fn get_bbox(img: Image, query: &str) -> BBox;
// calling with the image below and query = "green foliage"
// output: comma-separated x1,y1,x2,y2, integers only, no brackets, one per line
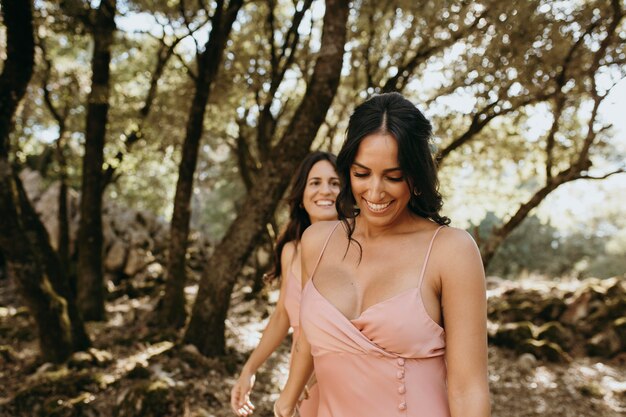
6,0,624,277
475,212,623,279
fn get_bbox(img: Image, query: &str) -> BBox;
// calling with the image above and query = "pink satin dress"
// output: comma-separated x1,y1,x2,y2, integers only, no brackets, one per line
284,266,319,417
300,223,450,417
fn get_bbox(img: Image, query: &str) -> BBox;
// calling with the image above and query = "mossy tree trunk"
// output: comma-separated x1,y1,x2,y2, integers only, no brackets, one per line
0,0,78,363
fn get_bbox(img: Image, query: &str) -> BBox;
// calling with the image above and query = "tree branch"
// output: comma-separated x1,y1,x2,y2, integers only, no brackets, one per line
382,4,485,93
579,169,625,180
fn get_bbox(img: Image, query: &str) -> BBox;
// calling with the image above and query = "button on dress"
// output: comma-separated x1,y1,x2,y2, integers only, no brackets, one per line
300,224,450,417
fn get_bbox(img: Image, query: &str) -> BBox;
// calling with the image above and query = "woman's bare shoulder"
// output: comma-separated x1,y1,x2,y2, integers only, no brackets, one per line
434,226,484,281
280,240,297,270
436,226,479,252
301,221,340,259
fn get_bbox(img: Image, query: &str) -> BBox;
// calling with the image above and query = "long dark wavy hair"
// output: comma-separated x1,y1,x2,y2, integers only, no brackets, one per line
336,92,450,246
265,151,338,283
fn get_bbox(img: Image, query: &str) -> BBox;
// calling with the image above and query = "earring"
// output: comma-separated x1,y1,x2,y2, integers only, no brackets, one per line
413,188,422,196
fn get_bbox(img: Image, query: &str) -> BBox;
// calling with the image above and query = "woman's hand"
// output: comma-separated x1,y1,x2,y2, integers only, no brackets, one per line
230,372,256,416
273,395,297,417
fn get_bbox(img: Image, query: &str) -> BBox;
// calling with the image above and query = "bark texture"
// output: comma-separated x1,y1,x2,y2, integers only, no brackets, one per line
184,0,350,356
0,0,78,362
159,0,244,328
0,170,74,362
76,0,117,321
0,0,34,154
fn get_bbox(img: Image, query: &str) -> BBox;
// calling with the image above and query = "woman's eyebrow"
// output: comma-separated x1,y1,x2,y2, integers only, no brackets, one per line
308,176,340,181
352,161,402,173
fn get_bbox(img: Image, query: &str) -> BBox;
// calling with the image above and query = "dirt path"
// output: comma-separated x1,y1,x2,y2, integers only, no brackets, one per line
1,279,625,416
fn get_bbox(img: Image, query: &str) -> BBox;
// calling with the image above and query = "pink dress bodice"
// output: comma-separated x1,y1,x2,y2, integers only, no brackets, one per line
300,222,450,417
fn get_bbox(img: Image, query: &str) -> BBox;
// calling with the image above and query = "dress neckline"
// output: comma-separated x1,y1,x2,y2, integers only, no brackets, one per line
306,278,420,322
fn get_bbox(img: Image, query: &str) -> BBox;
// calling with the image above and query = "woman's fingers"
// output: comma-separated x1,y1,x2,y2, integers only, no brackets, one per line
231,385,255,415
230,385,242,414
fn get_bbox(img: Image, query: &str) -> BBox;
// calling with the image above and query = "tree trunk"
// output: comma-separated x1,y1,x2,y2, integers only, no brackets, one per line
0,0,34,153
0,0,77,363
76,0,116,321
0,170,74,363
14,173,91,350
57,136,71,282
184,0,350,356
159,0,244,328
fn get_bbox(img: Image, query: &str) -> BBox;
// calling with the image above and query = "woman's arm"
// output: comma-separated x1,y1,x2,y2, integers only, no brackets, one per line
274,223,332,416
230,242,296,416
440,229,491,417
273,327,315,417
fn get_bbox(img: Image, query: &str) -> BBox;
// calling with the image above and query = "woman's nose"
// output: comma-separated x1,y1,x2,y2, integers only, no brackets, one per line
368,177,385,201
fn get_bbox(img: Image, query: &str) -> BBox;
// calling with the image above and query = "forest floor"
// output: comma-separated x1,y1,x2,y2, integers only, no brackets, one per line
1,276,625,417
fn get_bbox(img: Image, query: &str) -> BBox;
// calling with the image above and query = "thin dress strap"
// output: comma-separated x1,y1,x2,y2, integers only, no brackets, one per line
309,221,341,280
418,225,445,288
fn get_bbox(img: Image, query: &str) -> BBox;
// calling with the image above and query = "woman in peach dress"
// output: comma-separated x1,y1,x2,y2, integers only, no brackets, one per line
275,93,491,417
231,151,340,417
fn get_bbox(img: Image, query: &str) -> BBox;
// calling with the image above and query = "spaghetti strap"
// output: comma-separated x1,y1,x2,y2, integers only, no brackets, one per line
309,221,341,279
418,225,445,288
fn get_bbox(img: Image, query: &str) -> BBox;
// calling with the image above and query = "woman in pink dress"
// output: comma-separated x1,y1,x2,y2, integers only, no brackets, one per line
275,93,491,417
231,151,340,417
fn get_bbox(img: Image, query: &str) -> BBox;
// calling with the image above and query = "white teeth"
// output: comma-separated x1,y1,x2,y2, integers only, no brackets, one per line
316,200,334,207
365,200,392,212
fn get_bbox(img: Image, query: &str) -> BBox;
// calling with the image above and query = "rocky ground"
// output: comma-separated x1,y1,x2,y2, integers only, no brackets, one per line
1,273,625,417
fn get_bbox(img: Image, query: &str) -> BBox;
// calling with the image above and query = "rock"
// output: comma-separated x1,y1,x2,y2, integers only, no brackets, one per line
116,379,185,417
67,351,94,369
105,240,128,272
579,382,605,398
604,277,626,299
127,364,152,379
536,321,575,350
102,217,117,248
144,262,164,280
19,168,44,204
124,248,153,276
0,345,18,363
519,339,571,363
561,285,605,327
614,317,626,348
110,209,136,237
129,228,152,251
181,344,201,357
516,352,537,374
489,288,548,323
537,296,567,322
10,367,100,413
490,321,535,348
87,348,113,366
586,328,622,357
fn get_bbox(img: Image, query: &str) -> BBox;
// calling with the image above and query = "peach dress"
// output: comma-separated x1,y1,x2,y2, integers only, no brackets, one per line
284,267,319,417
300,223,450,417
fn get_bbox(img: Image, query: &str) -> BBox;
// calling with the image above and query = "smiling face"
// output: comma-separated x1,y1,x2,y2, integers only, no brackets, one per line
302,160,341,224
350,133,411,226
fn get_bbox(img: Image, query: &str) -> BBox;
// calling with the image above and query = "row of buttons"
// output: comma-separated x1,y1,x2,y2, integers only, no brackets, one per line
396,357,406,411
